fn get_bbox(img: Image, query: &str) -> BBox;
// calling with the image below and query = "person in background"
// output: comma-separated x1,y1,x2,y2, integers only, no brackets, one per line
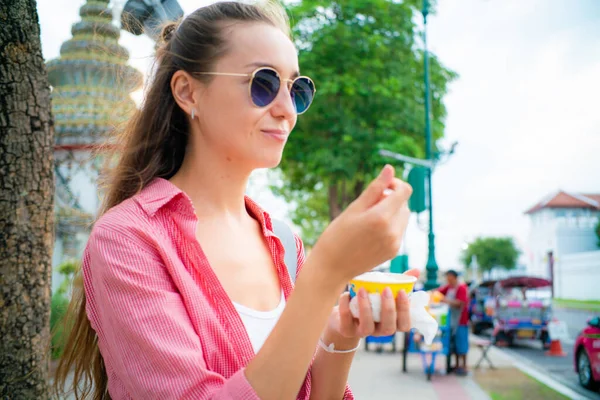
438,269,470,376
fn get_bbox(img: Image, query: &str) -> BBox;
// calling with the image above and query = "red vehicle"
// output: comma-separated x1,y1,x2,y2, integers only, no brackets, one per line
574,316,600,390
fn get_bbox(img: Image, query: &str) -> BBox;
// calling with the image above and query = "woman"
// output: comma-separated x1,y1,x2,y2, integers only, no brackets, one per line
55,2,415,399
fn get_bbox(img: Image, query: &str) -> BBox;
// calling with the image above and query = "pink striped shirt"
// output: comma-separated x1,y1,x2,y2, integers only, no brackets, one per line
83,178,353,399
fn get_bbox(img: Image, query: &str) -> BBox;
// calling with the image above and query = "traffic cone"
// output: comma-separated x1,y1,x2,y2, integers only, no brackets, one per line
545,338,566,357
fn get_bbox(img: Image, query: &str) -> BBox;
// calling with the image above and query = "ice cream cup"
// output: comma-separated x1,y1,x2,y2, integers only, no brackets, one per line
349,271,417,299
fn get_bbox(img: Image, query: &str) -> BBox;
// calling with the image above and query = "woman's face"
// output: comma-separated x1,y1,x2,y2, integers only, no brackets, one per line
194,22,300,170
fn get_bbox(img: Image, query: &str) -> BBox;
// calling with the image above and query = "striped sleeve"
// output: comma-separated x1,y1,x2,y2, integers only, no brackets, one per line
83,222,260,400
294,233,306,275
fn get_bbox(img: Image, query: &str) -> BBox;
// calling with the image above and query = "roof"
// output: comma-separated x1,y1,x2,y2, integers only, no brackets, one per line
525,190,600,214
498,276,551,289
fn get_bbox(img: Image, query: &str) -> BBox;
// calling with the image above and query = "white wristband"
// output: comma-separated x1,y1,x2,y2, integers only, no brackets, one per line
318,337,361,354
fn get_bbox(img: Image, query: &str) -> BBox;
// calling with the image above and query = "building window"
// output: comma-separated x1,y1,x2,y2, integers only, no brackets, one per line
554,209,566,217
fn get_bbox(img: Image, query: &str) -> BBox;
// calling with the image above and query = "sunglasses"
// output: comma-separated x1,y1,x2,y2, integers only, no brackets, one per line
195,67,316,115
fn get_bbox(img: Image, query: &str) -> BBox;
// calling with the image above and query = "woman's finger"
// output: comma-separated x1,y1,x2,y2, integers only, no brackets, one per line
389,200,410,233
356,288,375,337
372,179,412,218
375,287,396,336
403,268,420,279
396,290,411,332
338,292,356,337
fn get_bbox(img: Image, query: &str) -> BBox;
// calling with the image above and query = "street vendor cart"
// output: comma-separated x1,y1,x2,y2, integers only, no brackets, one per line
364,333,397,353
402,297,451,380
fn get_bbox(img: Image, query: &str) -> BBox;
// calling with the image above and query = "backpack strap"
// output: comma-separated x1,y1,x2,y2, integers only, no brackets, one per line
271,219,298,284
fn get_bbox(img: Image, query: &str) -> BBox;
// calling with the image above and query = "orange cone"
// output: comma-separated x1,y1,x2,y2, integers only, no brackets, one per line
545,339,566,357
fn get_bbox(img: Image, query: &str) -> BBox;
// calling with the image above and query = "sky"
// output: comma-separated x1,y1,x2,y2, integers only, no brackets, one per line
37,0,600,272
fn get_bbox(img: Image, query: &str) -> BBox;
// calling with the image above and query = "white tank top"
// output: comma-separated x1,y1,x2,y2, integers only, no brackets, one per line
232,290,286,354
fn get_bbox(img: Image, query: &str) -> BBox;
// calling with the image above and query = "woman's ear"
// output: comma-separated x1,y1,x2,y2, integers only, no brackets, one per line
171,71,201,117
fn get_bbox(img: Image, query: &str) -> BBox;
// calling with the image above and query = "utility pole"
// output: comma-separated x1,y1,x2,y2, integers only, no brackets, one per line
422,0,439,290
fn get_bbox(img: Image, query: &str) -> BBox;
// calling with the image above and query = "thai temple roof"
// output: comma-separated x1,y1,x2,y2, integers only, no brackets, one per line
47,0,143,149
48,0,144,259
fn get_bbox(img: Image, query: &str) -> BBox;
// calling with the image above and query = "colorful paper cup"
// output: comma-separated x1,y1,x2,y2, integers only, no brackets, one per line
349,272,417,299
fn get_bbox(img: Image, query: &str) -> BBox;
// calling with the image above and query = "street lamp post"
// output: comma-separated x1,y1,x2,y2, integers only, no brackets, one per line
121,0,184,41
380,0,445,287
422,0,439,290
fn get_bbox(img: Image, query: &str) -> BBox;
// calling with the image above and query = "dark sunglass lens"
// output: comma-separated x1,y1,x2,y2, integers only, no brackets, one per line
251,69,280,107
291,77,315,114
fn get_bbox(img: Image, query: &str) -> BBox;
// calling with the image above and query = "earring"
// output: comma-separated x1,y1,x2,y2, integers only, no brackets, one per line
191,109,196,119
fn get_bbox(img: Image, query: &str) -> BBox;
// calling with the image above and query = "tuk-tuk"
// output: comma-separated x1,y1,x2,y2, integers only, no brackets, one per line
489,276,552,348
468,280,496,335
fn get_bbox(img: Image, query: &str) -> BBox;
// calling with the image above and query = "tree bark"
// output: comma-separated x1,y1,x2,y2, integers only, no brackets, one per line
353,180,364,203
327,178,366,221
0,0,55,398
328,182,342,221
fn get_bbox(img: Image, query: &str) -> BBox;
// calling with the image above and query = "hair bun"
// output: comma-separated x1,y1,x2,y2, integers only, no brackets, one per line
162,23,177,42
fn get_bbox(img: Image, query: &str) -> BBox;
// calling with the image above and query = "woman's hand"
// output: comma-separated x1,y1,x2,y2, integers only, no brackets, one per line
327,269,421,339
307,165,412,286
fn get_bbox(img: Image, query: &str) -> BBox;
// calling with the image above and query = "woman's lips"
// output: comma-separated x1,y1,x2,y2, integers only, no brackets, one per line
262,129,289,142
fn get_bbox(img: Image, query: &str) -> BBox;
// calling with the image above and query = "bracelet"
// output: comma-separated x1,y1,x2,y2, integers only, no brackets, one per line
318,337,362,354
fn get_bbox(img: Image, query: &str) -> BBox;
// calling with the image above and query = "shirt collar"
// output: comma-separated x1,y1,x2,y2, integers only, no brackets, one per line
135,178,275,234
135,178,186,217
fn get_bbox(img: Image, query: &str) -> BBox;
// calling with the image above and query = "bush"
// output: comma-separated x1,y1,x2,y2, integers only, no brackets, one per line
50,292,69,360
50,259,79,359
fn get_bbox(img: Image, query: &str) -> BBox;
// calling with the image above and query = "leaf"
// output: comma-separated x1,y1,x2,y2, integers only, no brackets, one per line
279,0,456,241
461,237,521,272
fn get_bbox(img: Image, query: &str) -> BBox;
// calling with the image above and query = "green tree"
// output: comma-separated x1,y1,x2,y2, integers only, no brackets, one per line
276,0,456,242
596,219,600,247
461,237,521,272
55,260,79,296
270,171,329,247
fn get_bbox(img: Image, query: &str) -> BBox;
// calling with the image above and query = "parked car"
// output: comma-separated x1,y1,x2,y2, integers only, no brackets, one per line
574,316,600,391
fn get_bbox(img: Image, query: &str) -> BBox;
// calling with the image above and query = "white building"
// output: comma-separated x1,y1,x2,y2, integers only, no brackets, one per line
525,191,600,300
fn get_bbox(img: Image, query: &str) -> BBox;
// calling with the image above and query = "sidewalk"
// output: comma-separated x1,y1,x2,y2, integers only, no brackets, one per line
348,334,514,399
53,335,516,399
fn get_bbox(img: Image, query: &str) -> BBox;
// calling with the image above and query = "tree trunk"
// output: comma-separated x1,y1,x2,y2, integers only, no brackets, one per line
328,183,342,221
0,0,55,398
353,180,364,202
328,178,368,221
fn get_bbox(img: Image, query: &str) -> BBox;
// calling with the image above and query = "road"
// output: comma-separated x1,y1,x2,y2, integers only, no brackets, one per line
476,307,600,400
500,338,600,400
553,307,599,344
